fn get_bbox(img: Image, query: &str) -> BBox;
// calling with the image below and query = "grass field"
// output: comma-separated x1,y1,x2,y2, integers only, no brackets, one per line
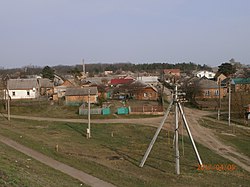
0,142,87,187
199,118,250,158
0,117,249,187
0,99,163,119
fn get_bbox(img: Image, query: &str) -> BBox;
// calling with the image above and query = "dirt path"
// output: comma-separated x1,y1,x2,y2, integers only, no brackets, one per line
0,135,116,187
8,114,164,126
181,108,250,173
6,112,250,173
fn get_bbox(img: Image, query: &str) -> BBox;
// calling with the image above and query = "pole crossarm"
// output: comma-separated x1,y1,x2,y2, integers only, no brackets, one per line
139,100,174,167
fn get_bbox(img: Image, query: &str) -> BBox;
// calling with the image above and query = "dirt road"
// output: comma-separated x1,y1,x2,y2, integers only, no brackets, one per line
180,108,250,173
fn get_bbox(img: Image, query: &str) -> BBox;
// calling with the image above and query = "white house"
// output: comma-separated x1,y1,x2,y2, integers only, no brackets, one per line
195,71,215,79
136,76,159,86
6,79,39,99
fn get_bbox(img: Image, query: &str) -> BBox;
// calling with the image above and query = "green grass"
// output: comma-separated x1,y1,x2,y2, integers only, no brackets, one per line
207,113,249,126
0,117,249,187
0,142,87,187
0,100,162,119
199,118,250,158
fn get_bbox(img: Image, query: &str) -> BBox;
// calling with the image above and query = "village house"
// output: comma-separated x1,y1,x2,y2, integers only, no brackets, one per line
53,79,75,100
104,70,113,75
196,79,227,99
6,79,39,100
231,78,250,92
214,73,227,83
163,69,181,77
65,87,98,106
38,78,54,96
110,77,134,87
136,76,159,86
133,84,159,101
195,70,215,79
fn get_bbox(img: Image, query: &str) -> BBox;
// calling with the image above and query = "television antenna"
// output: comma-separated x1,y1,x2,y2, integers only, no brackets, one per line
139,85,203,174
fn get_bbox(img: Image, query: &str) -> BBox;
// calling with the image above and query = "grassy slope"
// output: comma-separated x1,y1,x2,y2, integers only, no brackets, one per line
0,142,87,187
2,100,162,119
0,118,249,187
199,118,250,158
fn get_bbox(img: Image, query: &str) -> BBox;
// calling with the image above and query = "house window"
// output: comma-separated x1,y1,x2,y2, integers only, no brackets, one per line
143,93,147,97
12,91,15,96
205,90,210,96
214,90,219,96
27,91,30,96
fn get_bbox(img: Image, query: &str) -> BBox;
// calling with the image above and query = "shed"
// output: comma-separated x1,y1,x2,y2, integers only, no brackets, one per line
38,78,54,96
65,87,98,106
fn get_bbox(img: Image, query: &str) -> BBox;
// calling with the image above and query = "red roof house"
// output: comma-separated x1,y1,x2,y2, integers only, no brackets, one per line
163,69,181,77
110,78,134,86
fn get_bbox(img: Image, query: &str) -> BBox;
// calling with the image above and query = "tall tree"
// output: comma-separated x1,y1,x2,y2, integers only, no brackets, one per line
218,63,236,77
41,66,54,80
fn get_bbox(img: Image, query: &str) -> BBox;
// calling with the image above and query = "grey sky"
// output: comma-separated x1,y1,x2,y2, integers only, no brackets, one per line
1,0,249,68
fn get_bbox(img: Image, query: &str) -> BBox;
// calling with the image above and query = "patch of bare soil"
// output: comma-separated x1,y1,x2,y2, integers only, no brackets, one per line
180,108,250,173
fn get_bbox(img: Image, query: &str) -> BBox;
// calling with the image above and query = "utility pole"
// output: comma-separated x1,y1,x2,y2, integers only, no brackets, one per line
228,79,231,126
174,85,180,175
82,58,85,75
217,78,221,120
6,88,10,121
86,89,91,138
139,84,203,174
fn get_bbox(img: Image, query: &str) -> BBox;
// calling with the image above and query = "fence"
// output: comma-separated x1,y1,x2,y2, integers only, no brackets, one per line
79,108,102,115
130,105,163,115
79,105,111,115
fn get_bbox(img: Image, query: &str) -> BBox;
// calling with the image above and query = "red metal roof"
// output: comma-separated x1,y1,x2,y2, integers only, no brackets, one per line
110,78,134,85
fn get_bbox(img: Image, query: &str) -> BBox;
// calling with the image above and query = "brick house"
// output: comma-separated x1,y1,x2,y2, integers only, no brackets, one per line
163,69,181,77
231,78,250,92
133,84,159,101
196,79,226,99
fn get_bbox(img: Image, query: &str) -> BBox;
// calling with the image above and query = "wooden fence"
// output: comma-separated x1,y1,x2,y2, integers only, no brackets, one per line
129,105,163,115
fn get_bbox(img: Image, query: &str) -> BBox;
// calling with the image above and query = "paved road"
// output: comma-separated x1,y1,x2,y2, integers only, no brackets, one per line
0,135,116,187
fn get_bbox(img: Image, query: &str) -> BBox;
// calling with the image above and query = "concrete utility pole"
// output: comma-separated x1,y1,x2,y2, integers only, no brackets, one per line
139,84,202,175
86,89,91,138
6,79,10,121
174,85,180,175
82,58,85,75
217,78,221,120
228,79,231,126
7,92,10,121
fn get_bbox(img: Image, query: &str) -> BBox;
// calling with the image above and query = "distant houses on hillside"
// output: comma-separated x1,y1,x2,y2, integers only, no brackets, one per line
2,62,249,112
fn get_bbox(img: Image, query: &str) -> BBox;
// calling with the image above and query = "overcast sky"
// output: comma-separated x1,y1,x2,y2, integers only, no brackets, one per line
0,0,249,68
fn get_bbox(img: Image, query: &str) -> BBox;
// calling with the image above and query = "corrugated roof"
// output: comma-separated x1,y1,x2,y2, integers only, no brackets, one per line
232,78,250,85
136,76,159,83
198,79,219,89
38,78,54,88
110,78,134,85
65,87,98,96
7,79,38,90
